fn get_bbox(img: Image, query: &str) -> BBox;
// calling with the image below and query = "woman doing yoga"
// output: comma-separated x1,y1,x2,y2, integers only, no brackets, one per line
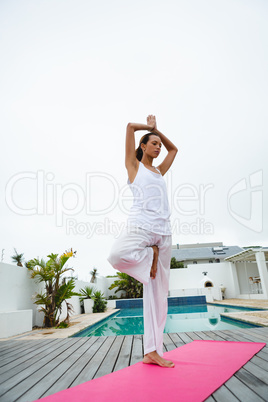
108,115,178,368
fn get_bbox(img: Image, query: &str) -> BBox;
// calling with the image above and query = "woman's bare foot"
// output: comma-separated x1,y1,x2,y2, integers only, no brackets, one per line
143,351,175,368
150,245,159,279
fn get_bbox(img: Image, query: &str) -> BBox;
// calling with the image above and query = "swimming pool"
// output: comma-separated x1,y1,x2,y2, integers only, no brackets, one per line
73,304,260,337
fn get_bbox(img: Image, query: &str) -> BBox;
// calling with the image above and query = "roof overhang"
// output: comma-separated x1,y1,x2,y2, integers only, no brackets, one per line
225,248,268,262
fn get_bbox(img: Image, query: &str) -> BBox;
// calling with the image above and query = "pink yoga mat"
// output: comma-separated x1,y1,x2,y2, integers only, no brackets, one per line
38,340,265,402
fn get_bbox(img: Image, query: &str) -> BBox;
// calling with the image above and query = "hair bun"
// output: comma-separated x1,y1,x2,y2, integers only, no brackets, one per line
135,145,143,161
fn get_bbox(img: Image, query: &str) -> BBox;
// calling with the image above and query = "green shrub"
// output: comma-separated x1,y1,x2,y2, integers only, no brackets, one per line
57,321,69,329
109,272,143,298
92,290,107,313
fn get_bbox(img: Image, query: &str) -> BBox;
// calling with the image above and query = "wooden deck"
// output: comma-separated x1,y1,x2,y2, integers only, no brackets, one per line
0,327,268,402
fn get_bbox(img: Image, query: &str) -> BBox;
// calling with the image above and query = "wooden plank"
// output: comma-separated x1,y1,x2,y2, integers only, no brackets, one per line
41,337,107,398
245,327,268,337
211,330,238,342
0,339,51,361
235,367,268,400
0,339,33,352
18,338,96,402
113,335,133,372
184,332,203,341
255,328,268,336
225,375,264,402
175,332,193,344
243,361,268,385
212,384,240,401
215,330,249,343
0,340,39,357
236,327,268,344
251,354,268,368
130,335,143,366
166,332,185,348
220,329,266,344
237,326,267,336
194,331,214,341
257,351,268,362
70,336,115,387
0,339,60,375
93,336,124,379
163,333,177,351
0,338,78,400
233,327,268,344
202,331,226,341
259,348,268,357
0,339,64,382
251,354,268,369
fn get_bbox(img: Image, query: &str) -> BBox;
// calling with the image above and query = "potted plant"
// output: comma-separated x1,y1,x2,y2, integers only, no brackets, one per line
79,286,96,314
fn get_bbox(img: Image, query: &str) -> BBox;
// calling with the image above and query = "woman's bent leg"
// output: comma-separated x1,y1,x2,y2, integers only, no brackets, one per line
107,227,154,285
143,234,172,357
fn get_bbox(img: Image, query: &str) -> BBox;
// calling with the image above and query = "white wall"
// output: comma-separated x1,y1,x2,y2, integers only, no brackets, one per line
169,262,237,299
105,277,125,298
0,262,43,325
0,263,124,328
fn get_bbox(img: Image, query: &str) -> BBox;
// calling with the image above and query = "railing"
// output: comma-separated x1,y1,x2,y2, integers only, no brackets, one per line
248,277,263,294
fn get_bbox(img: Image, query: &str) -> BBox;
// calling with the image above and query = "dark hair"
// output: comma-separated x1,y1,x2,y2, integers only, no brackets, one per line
135,132,160,161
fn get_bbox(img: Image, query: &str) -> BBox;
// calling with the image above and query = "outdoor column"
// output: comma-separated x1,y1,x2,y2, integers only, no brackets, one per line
229,262,240,297
255,251,268,298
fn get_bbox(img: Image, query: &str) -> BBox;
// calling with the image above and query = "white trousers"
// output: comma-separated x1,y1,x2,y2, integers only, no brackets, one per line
107,226,172,356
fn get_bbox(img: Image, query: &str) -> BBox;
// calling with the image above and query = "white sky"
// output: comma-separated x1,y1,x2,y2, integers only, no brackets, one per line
1,0,268,280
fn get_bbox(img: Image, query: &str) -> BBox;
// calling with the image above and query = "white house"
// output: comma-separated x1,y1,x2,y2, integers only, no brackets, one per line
169,243,268,301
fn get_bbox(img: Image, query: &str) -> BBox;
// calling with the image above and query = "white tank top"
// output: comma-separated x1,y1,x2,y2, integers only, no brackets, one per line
127,162,172,235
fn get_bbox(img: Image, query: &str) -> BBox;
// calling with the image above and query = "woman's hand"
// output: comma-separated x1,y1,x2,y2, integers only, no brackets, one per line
147,115,157,132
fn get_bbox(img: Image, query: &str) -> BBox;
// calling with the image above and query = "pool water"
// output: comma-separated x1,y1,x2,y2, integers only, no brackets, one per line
73,304,260,337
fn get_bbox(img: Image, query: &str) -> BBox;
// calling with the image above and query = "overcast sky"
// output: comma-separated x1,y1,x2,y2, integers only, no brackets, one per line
1,0,267,280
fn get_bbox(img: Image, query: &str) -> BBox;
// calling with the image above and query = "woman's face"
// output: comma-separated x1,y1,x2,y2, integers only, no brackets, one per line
143,135,162,158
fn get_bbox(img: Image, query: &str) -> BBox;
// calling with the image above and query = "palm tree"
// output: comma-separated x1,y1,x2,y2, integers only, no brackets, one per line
90,268,98,283
27,249,79,327
11,248,24,266
109,272,143,299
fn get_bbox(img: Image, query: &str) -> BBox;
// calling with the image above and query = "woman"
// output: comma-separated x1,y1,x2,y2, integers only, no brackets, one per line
108,115,178,368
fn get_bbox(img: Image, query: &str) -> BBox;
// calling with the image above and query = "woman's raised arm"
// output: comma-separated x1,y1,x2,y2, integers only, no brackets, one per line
125,121,155,178
147,116,178,176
